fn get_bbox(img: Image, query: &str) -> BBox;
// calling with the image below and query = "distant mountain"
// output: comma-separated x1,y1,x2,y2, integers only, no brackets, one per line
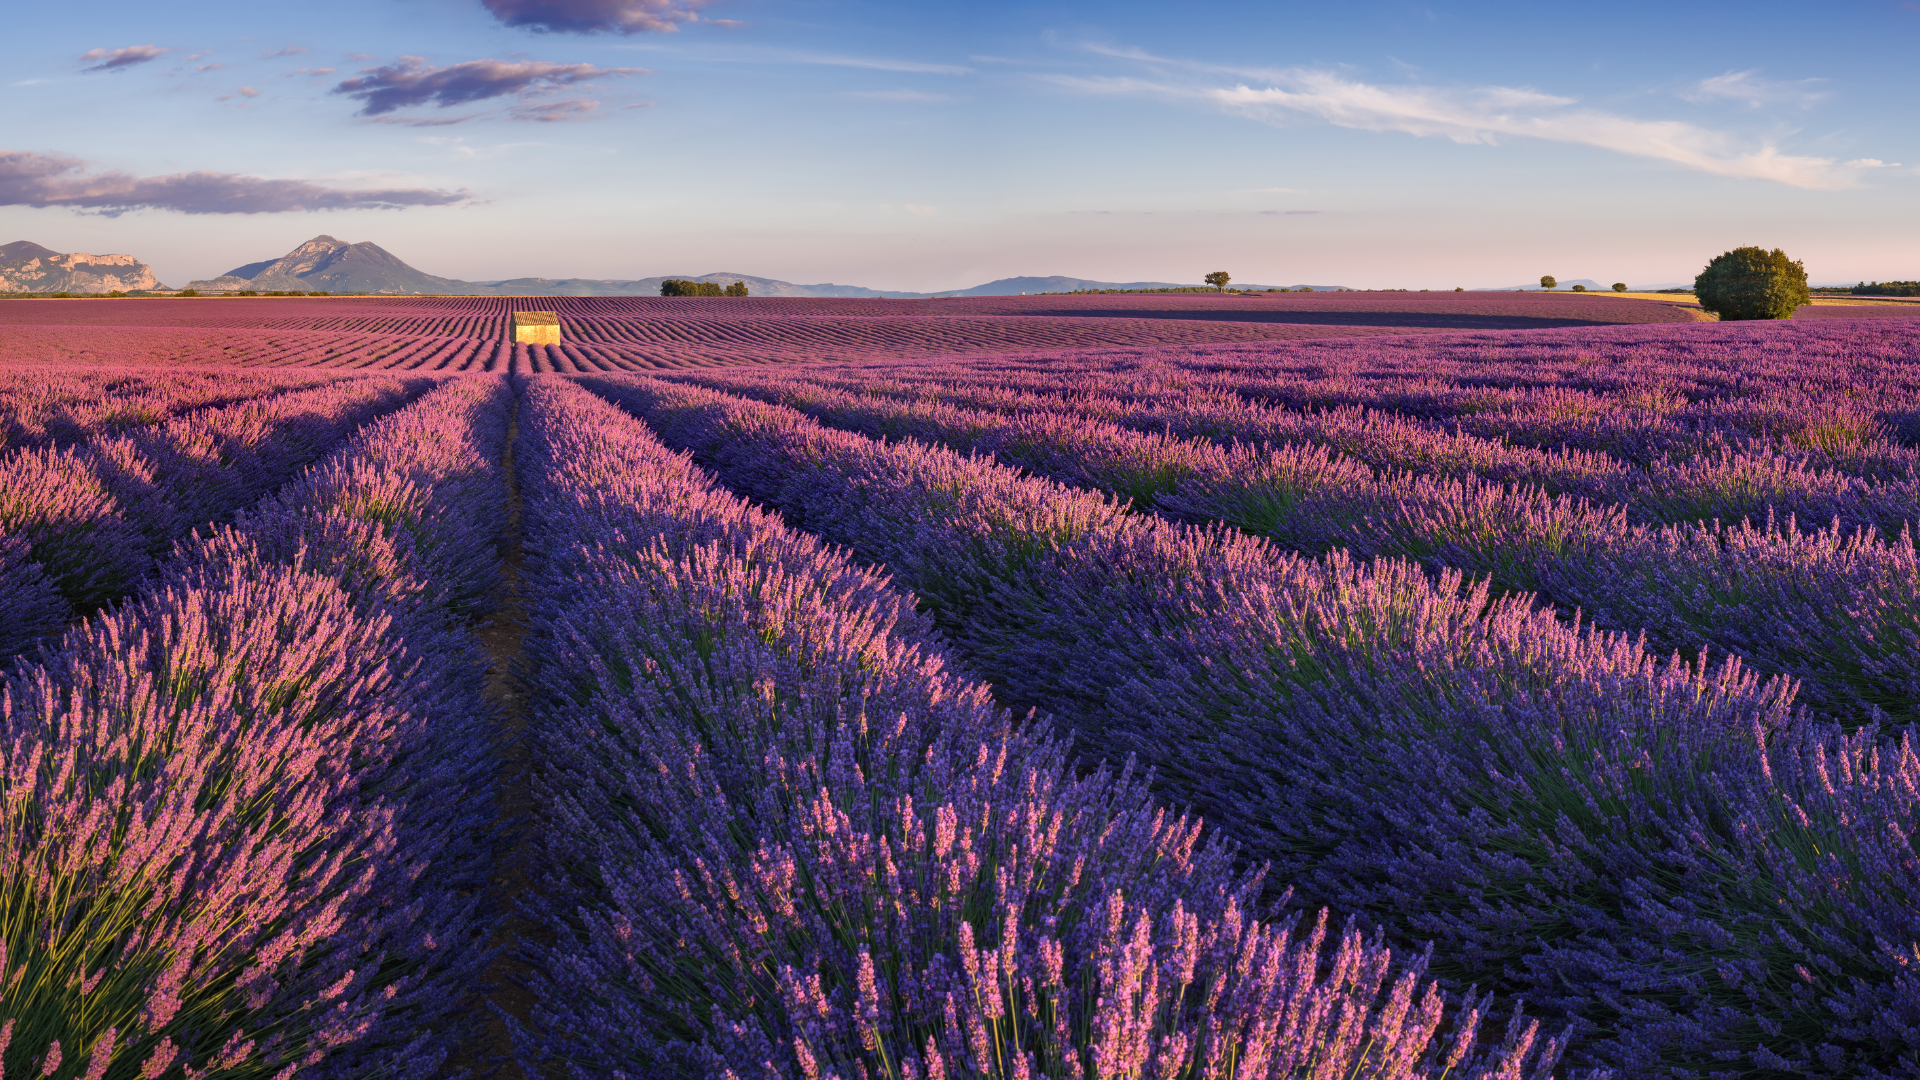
472,273,925,299
929,275,1327,296
187,236,493,295
1,240,164,293
181,236,1353,298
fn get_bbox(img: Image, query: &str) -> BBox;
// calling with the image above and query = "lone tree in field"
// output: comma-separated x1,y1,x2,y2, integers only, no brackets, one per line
1539,275,1557,291
1613,282,1627,292
1693,247,1810,321
1205,271,1231,292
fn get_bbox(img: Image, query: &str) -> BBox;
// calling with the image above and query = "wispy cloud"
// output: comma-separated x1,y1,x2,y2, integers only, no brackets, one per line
1682,70,1827,108
262,46,309,59
286,67,336,77
1052,48,1883,190
509,97,600,121
796,53,971,75
483,0,710,34
840,89,958,102
420,137,544,159
80,45,169,72
0,149,469,215
333,57,643,116
365,114,485,127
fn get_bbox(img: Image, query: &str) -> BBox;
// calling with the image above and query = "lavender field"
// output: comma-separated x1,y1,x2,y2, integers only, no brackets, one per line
1,295,1918,1079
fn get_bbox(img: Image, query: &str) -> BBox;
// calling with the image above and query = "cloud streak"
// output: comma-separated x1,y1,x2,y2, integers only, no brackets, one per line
483,0,710,34
839,89,959,102
1683,70,1827,108
80,45,168,72
796,53,972,75
333,57,641,115
509,97,600,121
1052,52,1880,190
0,150,469,215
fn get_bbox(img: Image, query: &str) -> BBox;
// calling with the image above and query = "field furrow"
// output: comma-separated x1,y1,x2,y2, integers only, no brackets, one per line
0,375,433,660
508,374,1570,1078
575,371,1920,1078
668,370,1920,726
1,375,510,1074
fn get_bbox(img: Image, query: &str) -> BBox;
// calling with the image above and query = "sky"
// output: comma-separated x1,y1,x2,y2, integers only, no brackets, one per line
2,0,1915,291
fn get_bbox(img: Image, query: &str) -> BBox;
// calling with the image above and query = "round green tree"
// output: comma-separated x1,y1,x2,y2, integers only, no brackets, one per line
1204,271,1231,292
1539,275,1557,290
1612,282,1627,292
1693,247,1809,321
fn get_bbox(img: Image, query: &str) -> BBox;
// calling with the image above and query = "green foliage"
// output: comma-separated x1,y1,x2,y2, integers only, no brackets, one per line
177,289,199,297
1455,287,1464,292
237,290,259,297
1539,275,1557,290
1203,270,1231,292
1693,246,1810,321
1850,280,1920,297
660,279,751,297
1571,284,1586,292
1613,282,1627,292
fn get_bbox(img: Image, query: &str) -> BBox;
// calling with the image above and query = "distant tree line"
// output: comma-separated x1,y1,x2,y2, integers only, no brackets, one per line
1848,281,1920,297
660,279,750,297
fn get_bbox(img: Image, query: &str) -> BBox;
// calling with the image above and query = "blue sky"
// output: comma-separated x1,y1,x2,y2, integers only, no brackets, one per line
3,0,1914,290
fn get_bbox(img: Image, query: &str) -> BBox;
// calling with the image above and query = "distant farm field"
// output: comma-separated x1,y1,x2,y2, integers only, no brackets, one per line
4,291,1920,1079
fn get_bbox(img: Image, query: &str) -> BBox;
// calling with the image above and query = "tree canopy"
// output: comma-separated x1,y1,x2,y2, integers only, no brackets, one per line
1694,247,1809,321
661,279,750,297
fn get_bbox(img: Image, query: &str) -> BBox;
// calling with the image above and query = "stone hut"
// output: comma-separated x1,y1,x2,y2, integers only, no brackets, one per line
512,311,561,345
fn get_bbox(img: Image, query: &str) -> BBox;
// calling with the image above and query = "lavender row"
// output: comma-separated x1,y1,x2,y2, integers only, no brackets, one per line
579,373,1920,1079
730,365,1920,525
858,319,1920,458
666,373,1920,727
509,376,1569,1079
0,367,336,452
0,374,511,1078
0,373,430,661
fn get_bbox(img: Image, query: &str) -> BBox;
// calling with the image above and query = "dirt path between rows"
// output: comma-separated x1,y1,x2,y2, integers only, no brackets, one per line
452,390,537,1078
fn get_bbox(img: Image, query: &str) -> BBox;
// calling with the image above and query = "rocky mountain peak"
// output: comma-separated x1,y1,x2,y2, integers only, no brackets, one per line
0,241,163,293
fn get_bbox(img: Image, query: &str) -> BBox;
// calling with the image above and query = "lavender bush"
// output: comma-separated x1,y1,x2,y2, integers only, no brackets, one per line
575,373,1920,1078
0,374,431,666
0,374,510,1078
511,376,1573,1079
663,373,1920,728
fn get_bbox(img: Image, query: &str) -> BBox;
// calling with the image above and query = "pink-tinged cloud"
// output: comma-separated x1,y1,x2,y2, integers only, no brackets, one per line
482,0,710,34
0,150,469,216
509,97,599,121
80,45,169,72
332,57,642,115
